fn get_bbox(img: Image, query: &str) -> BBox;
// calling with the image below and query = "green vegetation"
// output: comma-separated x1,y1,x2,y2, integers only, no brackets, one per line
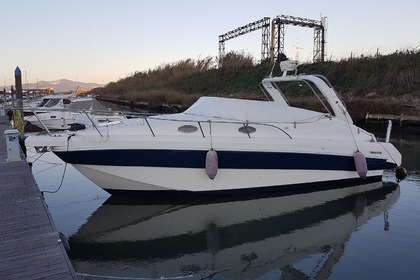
92,49,420,119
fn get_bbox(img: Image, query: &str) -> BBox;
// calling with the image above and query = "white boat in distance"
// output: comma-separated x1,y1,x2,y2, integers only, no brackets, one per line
24,94,125,130
25,61,403,194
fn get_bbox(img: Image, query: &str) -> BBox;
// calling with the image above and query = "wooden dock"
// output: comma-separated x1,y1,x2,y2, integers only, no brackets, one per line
0,115,77,279
365,112,420,125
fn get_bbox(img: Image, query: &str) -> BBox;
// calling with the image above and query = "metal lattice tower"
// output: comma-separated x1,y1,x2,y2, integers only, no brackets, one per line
219,17,271,64
314,17,327,62
313,27,323,62
219,15,326,65
271,15,326,63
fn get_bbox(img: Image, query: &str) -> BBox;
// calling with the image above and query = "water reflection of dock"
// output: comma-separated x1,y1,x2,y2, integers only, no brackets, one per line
0,115,76,279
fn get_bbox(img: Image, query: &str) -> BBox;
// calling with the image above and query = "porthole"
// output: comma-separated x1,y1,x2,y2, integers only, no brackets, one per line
238,125,256,134
178,125,198,133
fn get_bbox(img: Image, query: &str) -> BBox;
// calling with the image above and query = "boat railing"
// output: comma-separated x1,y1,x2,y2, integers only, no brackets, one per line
23,106,130,115
24,105,160,119
138,116,293,139
20,106,150,136
356,127,377,142
22,106,296,140
25,107,54,136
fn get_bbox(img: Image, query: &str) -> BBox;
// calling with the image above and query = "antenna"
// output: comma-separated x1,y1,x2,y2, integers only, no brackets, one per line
75,66,80,82
292,38,304,61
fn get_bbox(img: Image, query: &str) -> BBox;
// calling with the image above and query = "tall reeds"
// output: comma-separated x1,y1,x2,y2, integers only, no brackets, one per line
92,49,420,117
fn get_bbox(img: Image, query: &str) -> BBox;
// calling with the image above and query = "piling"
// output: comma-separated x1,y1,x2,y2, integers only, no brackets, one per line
13,67,24,135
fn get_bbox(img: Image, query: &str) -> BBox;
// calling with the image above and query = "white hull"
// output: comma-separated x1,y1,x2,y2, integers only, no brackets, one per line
26,121,401,193
26,112,76,130
26,115,401,193
74,164,384,192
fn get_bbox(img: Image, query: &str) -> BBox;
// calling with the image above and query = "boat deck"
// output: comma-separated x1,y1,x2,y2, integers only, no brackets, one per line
0,114,77,279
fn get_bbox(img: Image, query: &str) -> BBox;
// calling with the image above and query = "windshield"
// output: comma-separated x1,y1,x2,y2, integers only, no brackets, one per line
272,79,334,115
37,98,50,107
44,98,61,108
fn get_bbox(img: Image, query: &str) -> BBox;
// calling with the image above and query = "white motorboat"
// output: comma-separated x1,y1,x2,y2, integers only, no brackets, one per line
25,93,80,111
69,182,399,278
24,94,125,130
25,61,403,194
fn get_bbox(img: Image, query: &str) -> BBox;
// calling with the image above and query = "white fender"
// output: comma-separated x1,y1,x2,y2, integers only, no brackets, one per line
354,150,367,179
58,232,71,254
206,149,218,180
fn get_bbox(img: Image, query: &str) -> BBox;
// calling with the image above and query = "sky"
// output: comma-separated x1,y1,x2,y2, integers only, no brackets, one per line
1,0,419,86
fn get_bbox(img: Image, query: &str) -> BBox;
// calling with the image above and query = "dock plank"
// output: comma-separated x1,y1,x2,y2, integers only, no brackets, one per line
0,115,77,279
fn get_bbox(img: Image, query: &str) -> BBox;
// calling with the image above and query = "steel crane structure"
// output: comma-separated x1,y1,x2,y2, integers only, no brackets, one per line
218,15,327,64
218,17,271,64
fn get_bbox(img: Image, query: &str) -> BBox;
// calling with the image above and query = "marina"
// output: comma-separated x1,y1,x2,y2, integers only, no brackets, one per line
0,115,77,279
2,98,420,279
2,1,420,279
2,59,418,279
28,124,420,279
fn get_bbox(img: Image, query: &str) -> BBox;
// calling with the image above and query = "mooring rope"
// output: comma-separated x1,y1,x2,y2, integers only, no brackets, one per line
42,134,74,194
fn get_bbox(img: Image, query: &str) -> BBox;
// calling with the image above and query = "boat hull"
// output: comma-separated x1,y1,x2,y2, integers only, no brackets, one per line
26,114,75,130
48,140,398,193
69,160,384,194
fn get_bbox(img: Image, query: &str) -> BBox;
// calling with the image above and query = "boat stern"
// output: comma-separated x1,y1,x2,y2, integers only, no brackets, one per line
380,141,402,167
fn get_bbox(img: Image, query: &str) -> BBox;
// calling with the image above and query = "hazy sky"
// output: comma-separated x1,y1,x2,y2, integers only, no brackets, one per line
1,0,419,86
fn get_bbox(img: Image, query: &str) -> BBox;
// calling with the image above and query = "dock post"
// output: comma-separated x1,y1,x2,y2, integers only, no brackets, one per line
15,67,23,109
0,87,4,116
13,67,25,136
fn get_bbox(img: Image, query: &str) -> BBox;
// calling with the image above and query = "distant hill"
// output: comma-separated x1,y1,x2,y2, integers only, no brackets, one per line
21,79,103,93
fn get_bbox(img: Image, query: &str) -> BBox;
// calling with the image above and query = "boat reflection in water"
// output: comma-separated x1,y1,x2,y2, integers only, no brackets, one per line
70,182,400,279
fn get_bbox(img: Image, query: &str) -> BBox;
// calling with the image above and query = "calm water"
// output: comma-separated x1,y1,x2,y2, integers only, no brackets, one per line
27,124,420,280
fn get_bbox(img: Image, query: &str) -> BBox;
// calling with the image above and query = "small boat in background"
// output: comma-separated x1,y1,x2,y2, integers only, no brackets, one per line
25,93,81,111
25,61,403,194
24,94,126,130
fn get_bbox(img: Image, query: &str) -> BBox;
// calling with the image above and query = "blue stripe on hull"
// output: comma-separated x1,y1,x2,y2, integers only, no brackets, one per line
54,149,397,171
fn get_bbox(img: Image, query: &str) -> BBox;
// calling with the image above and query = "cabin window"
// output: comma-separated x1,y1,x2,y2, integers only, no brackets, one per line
37,99,50,107
63,99,71,105
45,98,60,108
178,125,198,133
238,125,256,134
67,100,92,110
273,80,335,116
